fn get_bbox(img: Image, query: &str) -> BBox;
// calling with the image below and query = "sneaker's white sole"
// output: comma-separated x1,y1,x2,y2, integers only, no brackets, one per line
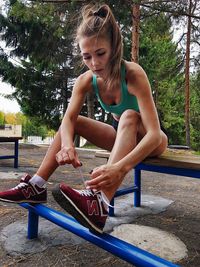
0,197,46,204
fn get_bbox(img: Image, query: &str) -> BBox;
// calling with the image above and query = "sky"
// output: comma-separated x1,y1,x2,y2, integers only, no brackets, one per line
0,81,21,113
0,0,20,113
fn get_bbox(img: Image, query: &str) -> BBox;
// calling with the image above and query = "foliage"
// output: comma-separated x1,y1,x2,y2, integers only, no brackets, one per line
0,0,199,149
0,110,54,138
0,111,5,124
190,71,200,150
138,12,185,145
0,0,79,129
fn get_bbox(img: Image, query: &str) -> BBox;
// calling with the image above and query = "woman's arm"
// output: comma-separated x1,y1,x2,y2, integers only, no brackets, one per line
56,72,91,167
86,63,164,192
116,62,162,173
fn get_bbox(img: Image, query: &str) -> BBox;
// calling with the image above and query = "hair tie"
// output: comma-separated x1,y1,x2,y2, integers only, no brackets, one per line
93,8,107,18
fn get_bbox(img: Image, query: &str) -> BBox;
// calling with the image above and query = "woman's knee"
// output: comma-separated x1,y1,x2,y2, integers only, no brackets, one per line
161,131,168,152
150,131,168,157
119,110,140,129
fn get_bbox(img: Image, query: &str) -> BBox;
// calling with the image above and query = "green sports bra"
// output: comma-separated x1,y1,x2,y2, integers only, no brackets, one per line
92,63,139,117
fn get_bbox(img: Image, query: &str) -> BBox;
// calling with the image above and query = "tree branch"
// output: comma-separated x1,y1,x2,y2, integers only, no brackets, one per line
139,1,200,20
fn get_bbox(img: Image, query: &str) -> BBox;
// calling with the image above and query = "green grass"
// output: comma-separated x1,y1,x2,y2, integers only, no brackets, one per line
81,143,100,149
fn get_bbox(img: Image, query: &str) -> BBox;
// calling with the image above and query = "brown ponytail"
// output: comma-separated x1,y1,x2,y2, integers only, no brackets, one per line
76,4,123,90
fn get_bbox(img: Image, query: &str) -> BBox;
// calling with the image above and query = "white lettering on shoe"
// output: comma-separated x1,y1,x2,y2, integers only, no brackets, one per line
22,186,36,199
87,194,108,217
32,184,46,194
87,200,99,216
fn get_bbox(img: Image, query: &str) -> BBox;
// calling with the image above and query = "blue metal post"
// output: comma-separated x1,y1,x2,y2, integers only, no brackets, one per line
134,168,141,207
14,140,18,168
109,198,115,217
27,209,39,239
137,163,200,179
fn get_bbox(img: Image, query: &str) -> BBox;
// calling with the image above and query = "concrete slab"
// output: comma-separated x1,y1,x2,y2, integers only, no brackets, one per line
0,218,84,256
0,193,174,256
104,193,173,232
111,224,188,262
0,171,24,180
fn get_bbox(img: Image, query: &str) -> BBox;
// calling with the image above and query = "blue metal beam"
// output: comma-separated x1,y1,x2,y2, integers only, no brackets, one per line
0,155,15,159
114,186,137,197
136,163,200,179
20,203,180,267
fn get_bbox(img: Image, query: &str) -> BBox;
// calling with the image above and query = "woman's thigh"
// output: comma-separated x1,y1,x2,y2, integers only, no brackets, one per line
75,116,117,151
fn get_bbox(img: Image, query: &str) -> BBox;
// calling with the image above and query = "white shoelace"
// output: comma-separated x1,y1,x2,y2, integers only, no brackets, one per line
12,182,27,190
76,189,94,197
78,167,115,209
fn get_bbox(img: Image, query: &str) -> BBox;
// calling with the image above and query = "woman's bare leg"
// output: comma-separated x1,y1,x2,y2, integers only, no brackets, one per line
36,130,61,180
36,116,117,180
37,112,167,201
104,110,168,200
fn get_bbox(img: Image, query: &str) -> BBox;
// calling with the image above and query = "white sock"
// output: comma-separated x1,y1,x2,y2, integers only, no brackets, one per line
30,174,46,187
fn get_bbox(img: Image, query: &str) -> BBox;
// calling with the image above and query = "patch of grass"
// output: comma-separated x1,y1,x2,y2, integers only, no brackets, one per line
82,143,99,149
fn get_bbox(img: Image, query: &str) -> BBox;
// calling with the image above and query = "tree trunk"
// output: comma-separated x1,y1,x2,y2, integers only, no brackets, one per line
87,90,94,119
132,3,140,63
62,77,68,115
185,0,192,147
74,134,80,147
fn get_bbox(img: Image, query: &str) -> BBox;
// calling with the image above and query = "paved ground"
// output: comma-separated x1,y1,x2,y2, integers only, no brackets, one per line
0,143,199,267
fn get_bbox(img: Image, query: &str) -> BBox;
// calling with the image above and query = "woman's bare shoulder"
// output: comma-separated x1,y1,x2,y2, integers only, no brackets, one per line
125,61,147,81
74,70,93,92
124,60,150,96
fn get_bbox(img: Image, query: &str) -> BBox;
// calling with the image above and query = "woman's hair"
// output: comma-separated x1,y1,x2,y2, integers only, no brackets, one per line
76,4,123,89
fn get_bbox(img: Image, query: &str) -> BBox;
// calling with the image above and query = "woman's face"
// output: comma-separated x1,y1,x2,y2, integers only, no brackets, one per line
79,36,112,78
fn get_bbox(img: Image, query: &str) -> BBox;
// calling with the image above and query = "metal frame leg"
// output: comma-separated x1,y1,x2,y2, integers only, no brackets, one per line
134,168,141,207
27,209,39,239
14,140,19,168
109,198,115,217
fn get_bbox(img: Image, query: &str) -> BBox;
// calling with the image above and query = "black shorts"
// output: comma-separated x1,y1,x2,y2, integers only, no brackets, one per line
112,119,119,131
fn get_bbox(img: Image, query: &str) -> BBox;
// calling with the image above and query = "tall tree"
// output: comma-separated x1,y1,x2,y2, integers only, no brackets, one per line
132,2,140,63
139,11,184,144
185,0,192,147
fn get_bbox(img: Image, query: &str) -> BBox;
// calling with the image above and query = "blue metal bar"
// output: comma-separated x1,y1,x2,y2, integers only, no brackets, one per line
109,186,138,216
134,168,141,207
20,203,179,267
136,163,200,179
0,138,21,168
115,186,137,197
0,155,15,159
109,198,115,217
14,140,19,168
27,209,39,239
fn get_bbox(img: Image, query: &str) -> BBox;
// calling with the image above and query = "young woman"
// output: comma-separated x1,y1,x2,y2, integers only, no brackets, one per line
0,4,167,234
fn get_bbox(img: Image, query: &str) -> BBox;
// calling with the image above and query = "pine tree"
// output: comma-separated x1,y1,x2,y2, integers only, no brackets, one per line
0,0,80,129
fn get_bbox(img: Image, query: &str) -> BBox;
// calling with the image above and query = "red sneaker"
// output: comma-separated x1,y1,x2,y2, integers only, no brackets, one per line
0,174,47,203
52,183,108,234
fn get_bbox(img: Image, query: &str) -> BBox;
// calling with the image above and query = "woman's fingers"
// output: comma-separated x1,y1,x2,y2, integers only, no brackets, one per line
56,146,81,168
86,170,114,189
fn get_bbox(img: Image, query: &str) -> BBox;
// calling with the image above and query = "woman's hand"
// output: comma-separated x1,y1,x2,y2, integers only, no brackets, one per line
85,164,125,191
56,146,81,168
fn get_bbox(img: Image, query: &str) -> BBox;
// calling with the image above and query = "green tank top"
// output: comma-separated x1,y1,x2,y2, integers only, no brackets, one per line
92,63,139,117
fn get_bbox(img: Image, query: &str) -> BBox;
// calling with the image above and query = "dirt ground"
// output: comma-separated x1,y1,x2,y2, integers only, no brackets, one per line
0,143,199,267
